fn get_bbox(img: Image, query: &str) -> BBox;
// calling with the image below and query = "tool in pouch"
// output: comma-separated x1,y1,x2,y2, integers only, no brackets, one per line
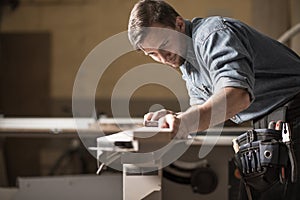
232,121,297,200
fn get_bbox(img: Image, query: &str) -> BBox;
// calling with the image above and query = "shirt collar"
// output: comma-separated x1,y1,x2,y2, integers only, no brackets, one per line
184,19,193,37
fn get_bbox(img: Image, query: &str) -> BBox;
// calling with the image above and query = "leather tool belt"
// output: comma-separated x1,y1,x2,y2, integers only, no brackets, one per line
233,129,287,192
233,127,296,193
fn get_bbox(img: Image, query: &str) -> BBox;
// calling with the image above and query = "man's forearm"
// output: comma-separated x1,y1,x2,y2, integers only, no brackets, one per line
178,87,251,133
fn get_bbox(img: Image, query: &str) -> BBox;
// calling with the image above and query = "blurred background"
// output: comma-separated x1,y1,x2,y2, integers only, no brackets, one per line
0,0,299,118
0,0,299,199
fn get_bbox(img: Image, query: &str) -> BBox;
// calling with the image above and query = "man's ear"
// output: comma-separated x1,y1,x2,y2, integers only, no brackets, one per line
175,16,185,33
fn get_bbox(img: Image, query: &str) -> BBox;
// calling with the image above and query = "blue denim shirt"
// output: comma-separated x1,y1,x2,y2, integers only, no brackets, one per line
180,16,300,124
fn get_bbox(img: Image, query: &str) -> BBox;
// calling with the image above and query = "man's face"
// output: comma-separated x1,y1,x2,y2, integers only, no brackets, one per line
139,17,187,68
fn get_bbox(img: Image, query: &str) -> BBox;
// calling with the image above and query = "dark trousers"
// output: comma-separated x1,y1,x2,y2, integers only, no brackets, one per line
239,94,300,200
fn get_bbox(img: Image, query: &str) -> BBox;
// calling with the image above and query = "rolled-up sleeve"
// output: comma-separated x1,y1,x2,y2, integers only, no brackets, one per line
199,28,255,103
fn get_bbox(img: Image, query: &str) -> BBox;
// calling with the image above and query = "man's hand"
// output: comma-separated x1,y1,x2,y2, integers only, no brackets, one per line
143,109,189,138
143,109,175,122
158,114,190,139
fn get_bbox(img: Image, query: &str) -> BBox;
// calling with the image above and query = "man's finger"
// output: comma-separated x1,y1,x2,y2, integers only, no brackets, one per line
143,112,154,124
158,117,168,128
165,114,175,129
151,109,169,121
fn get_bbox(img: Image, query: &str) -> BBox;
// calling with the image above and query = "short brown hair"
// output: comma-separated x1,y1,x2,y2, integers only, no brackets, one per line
128,0,180,50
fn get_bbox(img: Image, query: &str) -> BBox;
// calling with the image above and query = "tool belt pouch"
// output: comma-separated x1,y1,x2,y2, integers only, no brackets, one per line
233,129,289,192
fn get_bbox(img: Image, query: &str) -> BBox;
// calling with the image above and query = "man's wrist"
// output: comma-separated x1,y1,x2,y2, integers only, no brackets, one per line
176,113,192,135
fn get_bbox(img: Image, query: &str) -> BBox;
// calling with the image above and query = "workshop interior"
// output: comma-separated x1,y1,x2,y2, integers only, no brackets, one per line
0,0,300,200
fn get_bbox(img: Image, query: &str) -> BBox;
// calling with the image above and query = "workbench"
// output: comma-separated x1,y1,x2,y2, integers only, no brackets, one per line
0,117,251,200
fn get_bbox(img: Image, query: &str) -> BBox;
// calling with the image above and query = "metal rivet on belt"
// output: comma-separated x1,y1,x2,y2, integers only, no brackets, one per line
264,150,272,159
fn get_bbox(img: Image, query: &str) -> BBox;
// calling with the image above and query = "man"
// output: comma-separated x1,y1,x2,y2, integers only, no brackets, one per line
128,0,300,199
